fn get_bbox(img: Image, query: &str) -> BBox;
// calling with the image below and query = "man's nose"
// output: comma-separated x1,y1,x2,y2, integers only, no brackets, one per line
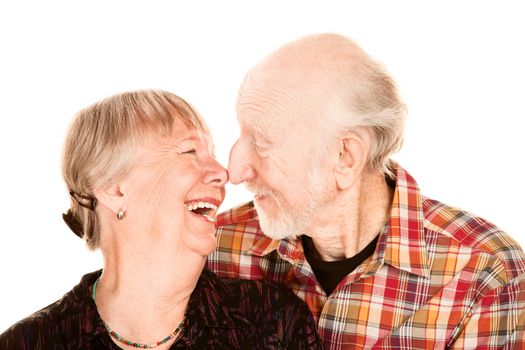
228,140,256,185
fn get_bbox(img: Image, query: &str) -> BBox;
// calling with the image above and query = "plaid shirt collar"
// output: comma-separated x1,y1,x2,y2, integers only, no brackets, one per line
245,162,433,279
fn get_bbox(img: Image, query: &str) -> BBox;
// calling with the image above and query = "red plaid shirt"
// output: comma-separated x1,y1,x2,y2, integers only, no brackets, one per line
207,163,525,349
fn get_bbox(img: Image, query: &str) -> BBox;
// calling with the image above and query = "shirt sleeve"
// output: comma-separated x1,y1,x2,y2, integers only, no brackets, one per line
0,320,43,350
450,274,525,349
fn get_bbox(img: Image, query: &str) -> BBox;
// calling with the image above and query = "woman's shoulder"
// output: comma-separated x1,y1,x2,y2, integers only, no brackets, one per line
0,270,102,349
195,269,323,348
200,267,301,308
0,299,66,348
198,269,314,328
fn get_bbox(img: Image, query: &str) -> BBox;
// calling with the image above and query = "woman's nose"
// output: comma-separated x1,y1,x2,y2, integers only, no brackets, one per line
203,158,228,187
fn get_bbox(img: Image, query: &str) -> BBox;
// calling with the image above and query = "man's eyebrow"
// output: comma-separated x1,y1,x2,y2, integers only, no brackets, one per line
247,120,275,144
253,131,274,145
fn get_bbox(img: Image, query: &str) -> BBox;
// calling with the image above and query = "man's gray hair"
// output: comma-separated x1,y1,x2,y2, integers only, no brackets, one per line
321,34,407,178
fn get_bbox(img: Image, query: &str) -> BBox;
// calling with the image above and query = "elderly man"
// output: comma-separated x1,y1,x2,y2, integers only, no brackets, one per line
207,34,525,349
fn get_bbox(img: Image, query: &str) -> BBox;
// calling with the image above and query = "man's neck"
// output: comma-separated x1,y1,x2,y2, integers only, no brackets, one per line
306,172,394,261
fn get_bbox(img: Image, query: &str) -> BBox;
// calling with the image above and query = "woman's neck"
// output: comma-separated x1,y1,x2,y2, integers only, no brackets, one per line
94,235,204,347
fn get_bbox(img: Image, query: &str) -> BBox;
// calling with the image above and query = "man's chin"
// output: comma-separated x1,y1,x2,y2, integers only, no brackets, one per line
261,226,296,241
255,204,298,241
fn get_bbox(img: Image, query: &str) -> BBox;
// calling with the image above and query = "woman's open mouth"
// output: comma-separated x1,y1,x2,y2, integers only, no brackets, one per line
184,200,219,223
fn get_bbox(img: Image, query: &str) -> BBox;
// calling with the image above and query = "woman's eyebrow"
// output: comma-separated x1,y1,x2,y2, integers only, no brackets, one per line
171,134,200,146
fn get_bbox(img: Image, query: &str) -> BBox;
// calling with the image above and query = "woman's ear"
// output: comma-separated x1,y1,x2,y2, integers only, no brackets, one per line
93,183,126,215
333,130,370,190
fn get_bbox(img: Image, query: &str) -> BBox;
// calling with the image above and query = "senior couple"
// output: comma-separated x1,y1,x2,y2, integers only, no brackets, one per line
2,34,524,349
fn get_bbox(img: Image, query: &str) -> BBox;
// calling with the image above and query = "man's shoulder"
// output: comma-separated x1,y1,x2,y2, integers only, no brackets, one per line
422,197,525,278
215,201,267,246
208,202,280,278
217,201,259,227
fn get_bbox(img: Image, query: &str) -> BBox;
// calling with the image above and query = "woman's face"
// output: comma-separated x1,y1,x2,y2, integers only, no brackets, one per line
123,118,227,257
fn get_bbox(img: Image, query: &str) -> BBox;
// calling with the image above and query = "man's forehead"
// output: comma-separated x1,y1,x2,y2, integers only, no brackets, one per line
239,114,282,140
237,88,303,135
237,67,328,121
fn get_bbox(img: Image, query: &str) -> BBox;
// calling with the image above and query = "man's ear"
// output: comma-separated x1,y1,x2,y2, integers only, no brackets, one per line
93,183,126,215
334,130,369,190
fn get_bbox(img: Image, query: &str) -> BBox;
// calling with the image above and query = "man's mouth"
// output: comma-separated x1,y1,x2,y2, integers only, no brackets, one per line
253,190,273,201
184,200,219,223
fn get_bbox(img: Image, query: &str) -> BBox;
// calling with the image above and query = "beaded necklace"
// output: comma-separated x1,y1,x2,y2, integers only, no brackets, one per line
92,277,184,348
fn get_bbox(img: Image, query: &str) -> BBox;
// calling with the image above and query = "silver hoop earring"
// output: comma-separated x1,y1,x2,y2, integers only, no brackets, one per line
117,210,125,220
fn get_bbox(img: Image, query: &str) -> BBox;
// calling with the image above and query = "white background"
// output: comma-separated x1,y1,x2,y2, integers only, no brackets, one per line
1,1,524,331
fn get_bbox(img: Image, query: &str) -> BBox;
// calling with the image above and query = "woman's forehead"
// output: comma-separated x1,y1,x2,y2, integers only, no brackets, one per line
171,126,211,146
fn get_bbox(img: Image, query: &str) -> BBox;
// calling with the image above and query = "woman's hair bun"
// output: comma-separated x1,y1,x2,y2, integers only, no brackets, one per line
62,209,84,239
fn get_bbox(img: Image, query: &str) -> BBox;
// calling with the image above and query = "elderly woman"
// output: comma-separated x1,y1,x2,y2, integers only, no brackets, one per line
0,90,321,349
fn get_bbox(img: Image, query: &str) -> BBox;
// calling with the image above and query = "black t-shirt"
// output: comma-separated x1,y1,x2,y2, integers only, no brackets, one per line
302,234,379,295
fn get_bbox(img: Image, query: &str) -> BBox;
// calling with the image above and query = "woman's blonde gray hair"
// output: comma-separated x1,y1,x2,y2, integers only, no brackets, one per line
62,90,207,249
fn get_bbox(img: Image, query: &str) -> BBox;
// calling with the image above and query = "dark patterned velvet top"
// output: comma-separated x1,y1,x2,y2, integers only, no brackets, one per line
0,268,322,349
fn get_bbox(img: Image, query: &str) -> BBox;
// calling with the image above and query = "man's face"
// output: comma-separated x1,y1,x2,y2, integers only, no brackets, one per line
228,74,334,240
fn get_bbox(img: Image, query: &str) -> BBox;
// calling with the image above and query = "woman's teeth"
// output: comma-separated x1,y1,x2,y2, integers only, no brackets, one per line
184,201,218,223
185,202,218,211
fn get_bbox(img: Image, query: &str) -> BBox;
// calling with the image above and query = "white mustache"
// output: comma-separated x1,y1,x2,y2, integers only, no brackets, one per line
245,183,273,197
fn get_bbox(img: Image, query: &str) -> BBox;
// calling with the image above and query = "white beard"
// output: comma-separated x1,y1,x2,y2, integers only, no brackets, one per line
248,158,330,241
252,183,327,241
254,198,302,240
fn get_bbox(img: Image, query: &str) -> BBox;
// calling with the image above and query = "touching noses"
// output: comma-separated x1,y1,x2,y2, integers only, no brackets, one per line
228,140,256,184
